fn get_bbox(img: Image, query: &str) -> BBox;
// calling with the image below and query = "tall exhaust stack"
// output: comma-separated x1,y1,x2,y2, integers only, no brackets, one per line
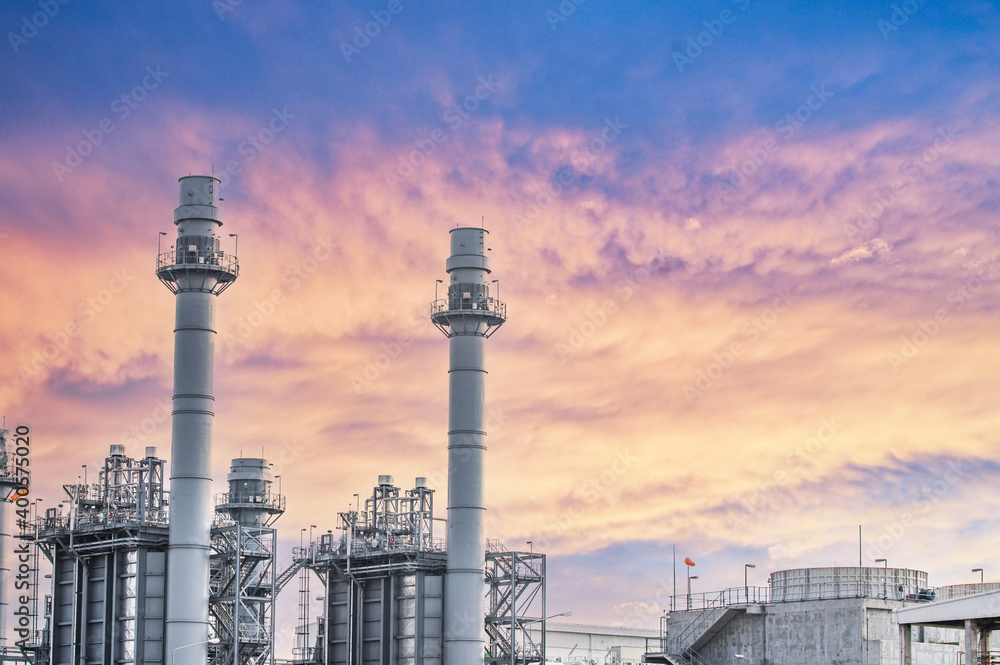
157,175,238,665
431,226,506,665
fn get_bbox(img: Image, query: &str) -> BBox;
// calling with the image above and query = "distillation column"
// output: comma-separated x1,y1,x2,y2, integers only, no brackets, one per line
157,175,239,665
430,227,506,665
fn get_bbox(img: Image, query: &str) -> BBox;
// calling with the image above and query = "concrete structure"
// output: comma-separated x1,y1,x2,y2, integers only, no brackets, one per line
157,175,239,665
645,567,973,665
895,589,1000,665
430,226,506,665
527,623,657,664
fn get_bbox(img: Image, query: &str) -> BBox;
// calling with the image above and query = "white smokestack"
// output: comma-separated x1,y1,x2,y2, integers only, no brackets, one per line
431,226,506,665
157,175,238,665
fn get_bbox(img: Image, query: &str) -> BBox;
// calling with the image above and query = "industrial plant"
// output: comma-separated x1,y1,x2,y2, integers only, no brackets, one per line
1,174,999,665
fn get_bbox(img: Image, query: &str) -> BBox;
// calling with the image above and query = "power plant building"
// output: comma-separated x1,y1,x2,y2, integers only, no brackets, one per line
3,177,538,665
5,174,1000,665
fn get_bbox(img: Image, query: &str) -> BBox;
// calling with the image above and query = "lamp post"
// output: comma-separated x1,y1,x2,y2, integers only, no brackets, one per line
228,233,238,257
744,563,756,603
527,541,532,554
309,524,317,561
492,279,500,302
171,638,220,664
684,557,696,610
875,558,888,599
435,279,443,301
973,568,984,589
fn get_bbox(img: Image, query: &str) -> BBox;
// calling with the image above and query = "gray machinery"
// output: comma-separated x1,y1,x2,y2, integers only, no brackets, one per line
209,458,284,665
30,444,169,665
291,476,446,665
430,226,506,665
156,175,239,665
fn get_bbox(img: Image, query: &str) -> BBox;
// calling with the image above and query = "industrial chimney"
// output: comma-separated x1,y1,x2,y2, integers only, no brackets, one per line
430,227,506,665
156,175,238,665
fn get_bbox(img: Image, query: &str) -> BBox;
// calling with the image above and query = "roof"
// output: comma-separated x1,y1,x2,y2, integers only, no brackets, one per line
893,589,1000,628
532,622,659,638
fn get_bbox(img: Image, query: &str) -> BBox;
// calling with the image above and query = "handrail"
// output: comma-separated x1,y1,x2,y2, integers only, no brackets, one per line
431,296,506,320
156,248,238,275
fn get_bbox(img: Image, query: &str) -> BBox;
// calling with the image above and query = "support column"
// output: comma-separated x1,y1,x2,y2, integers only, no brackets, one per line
965,619,978,665
899,624,911,665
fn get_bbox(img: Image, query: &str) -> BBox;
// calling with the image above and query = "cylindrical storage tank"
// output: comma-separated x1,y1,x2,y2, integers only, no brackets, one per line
935,583,1000,600
769,567,928,602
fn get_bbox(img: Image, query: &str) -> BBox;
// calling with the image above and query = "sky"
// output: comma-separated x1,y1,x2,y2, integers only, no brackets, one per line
2,0,1000,656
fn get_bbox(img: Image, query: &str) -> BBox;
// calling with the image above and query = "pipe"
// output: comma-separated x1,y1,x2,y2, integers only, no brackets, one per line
158,175,238,665
431,227,506,665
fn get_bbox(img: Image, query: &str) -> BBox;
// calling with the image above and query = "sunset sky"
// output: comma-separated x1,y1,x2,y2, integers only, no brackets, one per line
3,0,1000,654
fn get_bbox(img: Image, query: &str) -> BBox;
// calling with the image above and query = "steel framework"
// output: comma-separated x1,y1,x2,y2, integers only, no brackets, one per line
282,476,446,665
27,445,170,665
485,542,546,665
209,459,284,665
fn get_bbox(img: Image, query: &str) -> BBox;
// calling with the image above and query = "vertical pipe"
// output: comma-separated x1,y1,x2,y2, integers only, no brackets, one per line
158,175,238,665
431,227,505,665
